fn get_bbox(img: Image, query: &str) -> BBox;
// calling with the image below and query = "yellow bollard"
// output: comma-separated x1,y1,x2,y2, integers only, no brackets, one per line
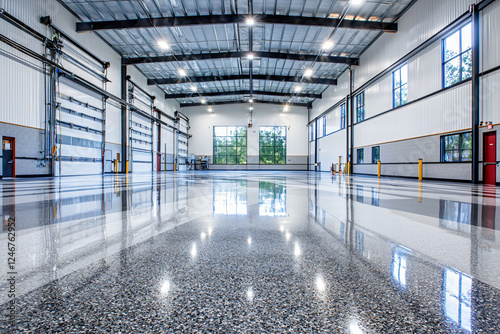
378,160,381,178
418,181,423,203
347,161,350,175
114,160,118,174
126,160,129,174
418,159,423,181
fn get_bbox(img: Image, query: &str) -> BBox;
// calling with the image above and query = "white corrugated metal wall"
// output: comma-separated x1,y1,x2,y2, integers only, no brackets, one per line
310,0,500,181
0,0,180,176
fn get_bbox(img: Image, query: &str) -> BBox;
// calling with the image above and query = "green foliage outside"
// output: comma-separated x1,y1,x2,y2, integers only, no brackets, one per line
443,133,472,162
213,126,247,164
259,126,286,164
443,23,472,87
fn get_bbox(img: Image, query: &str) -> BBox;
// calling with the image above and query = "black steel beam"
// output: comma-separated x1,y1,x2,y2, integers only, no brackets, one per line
148,74,337,86
471,4,480,184
165,90,321,99
123,51,359,65
121,58,128,173
180,99,308,108
76,14,397,33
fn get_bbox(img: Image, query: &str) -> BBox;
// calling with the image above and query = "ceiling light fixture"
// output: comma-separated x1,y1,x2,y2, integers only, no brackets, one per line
283,105,289,112
190,85,197,92
304,68,314,78
178,68,187,77
246,17,255,25
322,40,334,51
208,106,213,112
157,40,169,50
248,98,254,103
200,99,207,104
247,53,255,60
294,85,303,93
249,106,253,111
350,0,365,6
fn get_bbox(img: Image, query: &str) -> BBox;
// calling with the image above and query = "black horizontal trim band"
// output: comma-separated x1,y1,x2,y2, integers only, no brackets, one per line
76,14,397,33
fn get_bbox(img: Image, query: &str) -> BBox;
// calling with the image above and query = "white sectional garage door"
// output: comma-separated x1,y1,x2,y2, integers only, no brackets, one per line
55,76,104,176
130,111,153,172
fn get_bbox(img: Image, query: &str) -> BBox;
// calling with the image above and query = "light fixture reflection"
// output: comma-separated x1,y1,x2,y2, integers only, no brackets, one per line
208,227,213,236
315,274,326,293
348,318,364,334
285,232,291,242
190,243,197,257
280,225,285,233
201,232,207,240
247,236,252,245
246,286,254,301
160,280,170,295
294,242,301,257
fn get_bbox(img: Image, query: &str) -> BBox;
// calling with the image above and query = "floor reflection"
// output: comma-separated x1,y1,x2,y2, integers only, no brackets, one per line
213,180,247,215
258,179,287,217
0,172,498,333
444,268,472,332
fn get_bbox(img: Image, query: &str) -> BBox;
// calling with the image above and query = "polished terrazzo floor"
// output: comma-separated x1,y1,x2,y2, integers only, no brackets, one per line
0,171,499,333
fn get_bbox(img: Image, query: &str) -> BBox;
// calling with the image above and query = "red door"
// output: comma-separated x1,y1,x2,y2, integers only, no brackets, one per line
484,132,496,185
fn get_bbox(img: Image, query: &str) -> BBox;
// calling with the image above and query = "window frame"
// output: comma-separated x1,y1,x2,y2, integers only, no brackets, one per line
372,146,380,164
356,92,365,123
440,132,472,163
259,126,287,165
442,22,472,88
322,115,326,137
340,104,346,130
213,126,248,165
393,64,408,108
357,148,364,164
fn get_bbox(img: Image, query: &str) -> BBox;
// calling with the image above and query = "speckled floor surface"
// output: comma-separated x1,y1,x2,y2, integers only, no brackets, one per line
1,172,499,333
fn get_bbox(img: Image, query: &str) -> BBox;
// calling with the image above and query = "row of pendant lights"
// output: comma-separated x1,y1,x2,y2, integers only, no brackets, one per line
154,0,365,112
